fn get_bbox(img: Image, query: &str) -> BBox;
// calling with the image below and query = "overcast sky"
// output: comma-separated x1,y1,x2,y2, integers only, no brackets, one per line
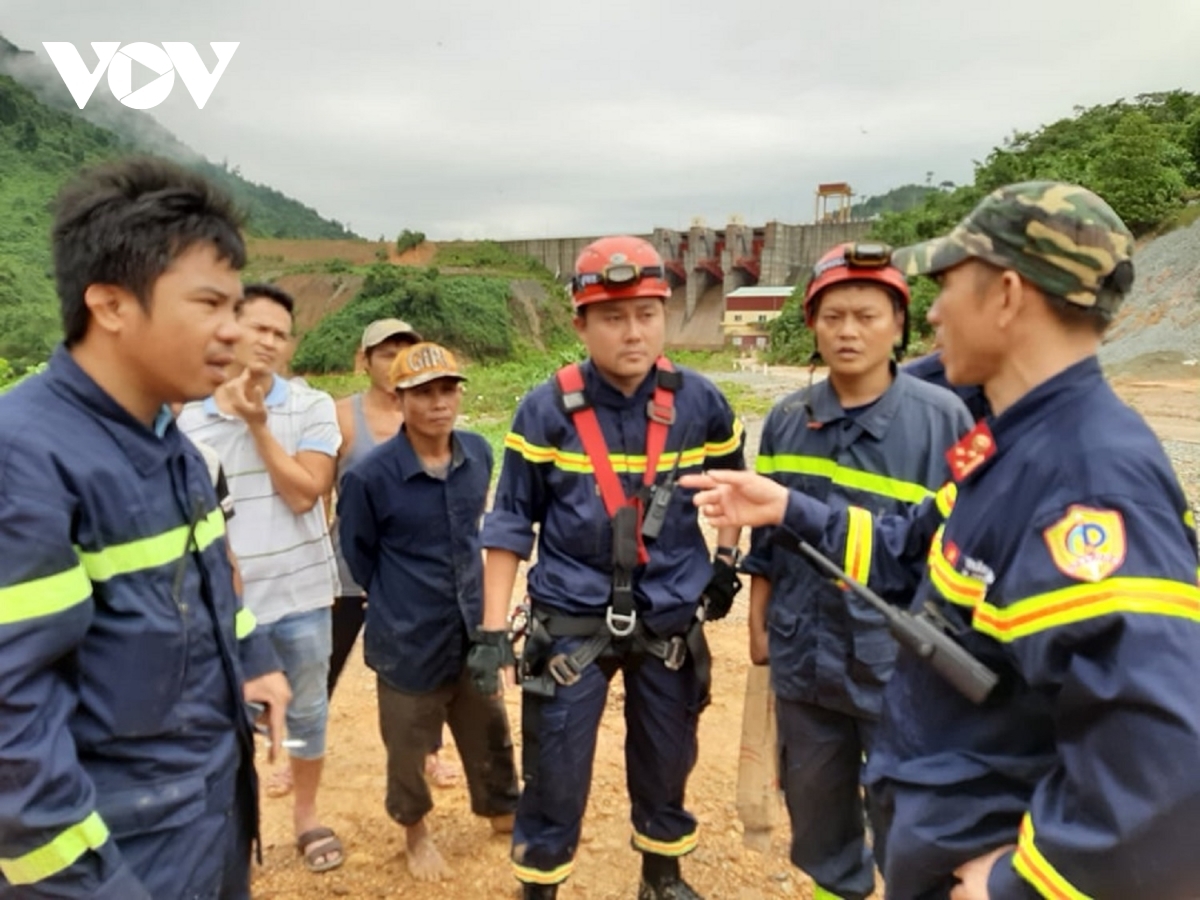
5,1,1200,240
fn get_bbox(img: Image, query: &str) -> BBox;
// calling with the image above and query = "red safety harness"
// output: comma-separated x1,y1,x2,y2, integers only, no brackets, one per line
554,358,680,636
555,357,679,564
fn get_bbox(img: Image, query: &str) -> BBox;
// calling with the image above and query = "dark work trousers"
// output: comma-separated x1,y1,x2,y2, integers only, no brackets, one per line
327,594,366,697
777,697,883,900
376,669,519,827
867,775,1027,900
511,635,708,886
109,764,252,900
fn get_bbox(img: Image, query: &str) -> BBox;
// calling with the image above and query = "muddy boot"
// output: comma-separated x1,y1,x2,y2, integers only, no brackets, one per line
522,883,558,900
637,854,704,900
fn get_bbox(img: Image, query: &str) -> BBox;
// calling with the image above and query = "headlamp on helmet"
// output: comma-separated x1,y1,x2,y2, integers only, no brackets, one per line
570,236,671,309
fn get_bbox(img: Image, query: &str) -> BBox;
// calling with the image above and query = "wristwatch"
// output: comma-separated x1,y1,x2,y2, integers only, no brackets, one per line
715,545,742,565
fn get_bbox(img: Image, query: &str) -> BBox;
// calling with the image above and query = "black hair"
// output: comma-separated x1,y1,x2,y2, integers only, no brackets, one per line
1043,293,1110,336
237,282,295,316
52,155,246,346
974,261,1109,336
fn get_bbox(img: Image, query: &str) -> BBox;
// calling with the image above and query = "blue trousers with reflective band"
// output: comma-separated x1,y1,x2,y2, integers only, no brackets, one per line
777,697,881,900
0,764,252,900
512,635,706,884
118,764,252,900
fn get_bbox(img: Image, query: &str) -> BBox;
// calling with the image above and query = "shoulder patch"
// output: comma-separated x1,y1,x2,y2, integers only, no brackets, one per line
1043,505,1126,583
945,420,995,482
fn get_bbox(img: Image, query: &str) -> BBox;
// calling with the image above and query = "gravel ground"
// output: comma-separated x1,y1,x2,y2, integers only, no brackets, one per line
1100,218,1200,369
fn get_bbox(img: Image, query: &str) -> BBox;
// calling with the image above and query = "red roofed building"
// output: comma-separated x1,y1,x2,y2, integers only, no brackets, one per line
722,285,793,350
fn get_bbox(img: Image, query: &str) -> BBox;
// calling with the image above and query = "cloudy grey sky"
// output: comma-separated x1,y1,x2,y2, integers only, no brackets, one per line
5,1,1200,240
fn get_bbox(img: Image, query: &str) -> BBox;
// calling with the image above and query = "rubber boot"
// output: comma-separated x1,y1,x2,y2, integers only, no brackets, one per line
637,854,704,900
522,883,559,900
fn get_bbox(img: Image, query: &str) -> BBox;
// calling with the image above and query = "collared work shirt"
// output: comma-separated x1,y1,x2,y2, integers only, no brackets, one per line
178,375,341,625
338,428,492,693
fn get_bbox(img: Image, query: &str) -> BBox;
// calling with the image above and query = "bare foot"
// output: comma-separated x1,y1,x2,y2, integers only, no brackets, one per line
490,813,515,834
424,751,460,789
405,820,451,882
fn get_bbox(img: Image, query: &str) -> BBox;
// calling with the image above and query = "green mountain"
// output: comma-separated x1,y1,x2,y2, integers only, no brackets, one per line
767,90,1200,365
0,36,356,371
851,184,941,219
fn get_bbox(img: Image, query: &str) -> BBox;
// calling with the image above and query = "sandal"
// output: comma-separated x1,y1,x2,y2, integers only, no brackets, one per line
296,826,345,873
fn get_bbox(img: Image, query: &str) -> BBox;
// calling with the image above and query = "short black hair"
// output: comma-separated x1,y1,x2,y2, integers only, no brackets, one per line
237,282,295,316
52,156,246,346
1044,292,1110,336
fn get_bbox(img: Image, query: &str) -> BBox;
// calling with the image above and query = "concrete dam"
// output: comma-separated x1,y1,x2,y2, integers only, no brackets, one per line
498,219,872,348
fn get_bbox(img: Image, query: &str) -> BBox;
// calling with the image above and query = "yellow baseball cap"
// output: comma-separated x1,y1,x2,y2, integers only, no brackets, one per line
388,342,467,390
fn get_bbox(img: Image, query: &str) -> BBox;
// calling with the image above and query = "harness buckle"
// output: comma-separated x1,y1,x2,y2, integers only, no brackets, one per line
605,606,637,638
561,389,589,414
663,635,687,671
546,653,583,687
646,398,676,426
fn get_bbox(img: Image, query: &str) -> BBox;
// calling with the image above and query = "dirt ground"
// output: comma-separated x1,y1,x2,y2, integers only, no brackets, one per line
251,369,1198,900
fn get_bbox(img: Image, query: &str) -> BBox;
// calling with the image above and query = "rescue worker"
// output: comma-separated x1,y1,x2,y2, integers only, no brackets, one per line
0,157,289,899
473,235,746,900
743,243,971,900
681,182,1200,899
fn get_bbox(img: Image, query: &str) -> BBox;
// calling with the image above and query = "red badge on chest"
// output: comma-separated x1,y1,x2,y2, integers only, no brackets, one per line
945,420,996,482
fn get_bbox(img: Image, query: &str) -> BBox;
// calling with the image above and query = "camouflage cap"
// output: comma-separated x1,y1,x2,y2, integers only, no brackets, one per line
891,181,1136,316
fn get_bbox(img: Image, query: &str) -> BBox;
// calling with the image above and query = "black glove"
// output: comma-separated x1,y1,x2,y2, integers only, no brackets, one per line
701,557,743,621
466,628,516,695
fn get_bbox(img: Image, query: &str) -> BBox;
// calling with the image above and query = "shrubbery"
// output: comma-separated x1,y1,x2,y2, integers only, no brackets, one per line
292,266,517,372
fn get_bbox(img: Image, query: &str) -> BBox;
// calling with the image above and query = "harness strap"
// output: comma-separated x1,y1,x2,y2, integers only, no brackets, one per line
554,358,678,568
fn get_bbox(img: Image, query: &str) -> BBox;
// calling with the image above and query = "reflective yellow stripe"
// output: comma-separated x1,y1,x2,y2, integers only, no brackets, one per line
631,829,698,856
935,482,957,517
235,607,257,639
973,577,1200,642
79,509,225,582
1013,814,1093,900
844,507,873,583
0,563,92,626
755,454,933,505
503,433,714,475
0,812,109,885
928,526,986,609
1184,508,1195,530
813,886,849,900
705,418,744,457
513,860,573,885
504,432,556,463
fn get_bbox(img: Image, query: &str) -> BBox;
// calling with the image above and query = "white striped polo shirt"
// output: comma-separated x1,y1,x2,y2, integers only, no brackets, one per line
178,375,342,625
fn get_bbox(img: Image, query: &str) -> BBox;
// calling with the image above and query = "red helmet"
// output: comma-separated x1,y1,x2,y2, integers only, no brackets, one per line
570,235,670,310
803,242,910,326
